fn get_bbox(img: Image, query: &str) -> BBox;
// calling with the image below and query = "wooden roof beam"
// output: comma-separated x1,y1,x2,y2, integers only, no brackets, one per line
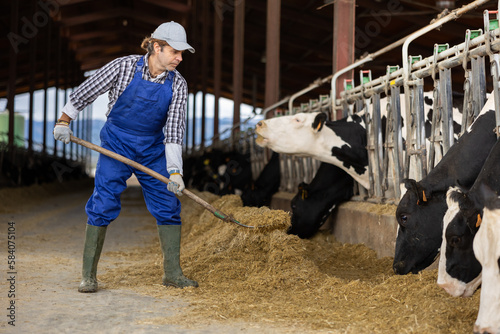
140,0,190,13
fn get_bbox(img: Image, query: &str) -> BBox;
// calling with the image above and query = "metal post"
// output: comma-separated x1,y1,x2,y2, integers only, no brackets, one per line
484,9,500,137
7,1,19,153
201,0,208,149
232,0,245,138
53,25,61,156
28,0,37,153
385,84,403,199
439,65,454,153
369,93,383,199
265,0,281,111
213,0,223,144
471,55,487,117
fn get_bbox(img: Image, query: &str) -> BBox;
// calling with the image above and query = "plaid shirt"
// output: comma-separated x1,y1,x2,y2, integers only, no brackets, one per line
63,54,187,145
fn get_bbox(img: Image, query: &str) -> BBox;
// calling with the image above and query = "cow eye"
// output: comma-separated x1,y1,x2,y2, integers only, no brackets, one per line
399,214,407,226
450,236,461,247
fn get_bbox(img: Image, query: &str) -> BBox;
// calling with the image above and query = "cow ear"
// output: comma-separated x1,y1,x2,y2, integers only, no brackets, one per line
403,179,417,192
404,179,429,205
311,112,327,133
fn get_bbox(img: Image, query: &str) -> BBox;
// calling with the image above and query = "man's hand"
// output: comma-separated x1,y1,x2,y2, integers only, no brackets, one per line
53,122,73,144
167,173,185,196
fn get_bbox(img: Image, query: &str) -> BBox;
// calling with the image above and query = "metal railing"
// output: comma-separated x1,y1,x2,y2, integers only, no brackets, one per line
245,0,500,203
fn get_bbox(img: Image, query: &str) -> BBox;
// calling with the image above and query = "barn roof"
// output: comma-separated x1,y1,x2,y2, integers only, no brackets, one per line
1,0,496,108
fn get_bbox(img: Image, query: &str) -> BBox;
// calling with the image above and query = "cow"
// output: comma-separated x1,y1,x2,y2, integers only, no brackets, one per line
472,184,500,334
218,151,253,195
436,137,500,297
256,112,369,188
393,94,497,275
255,92,463,191
183,149,253,195
241,151,281,207
288,162,354,239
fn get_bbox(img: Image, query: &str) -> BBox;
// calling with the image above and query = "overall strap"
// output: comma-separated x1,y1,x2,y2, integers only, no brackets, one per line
135,56,145,75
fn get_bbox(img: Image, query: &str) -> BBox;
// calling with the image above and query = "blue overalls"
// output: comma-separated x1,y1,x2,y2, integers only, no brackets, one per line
85,56,181,227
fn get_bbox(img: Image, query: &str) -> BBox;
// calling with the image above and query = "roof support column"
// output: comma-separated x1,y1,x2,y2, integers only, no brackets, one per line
43,19,52,154
332,0,355,105
7,1,19,152
264,0,281,117
189,1,199,152
28,1,37,153
200,0,209,149
232,0,245,138
53,25,61,156
213,0,223,145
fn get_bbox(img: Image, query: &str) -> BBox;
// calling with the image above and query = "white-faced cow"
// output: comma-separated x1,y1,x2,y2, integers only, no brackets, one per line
473,184,500,334
255,92,462,192
288,162,354,239
256,112,369,188
394,94,497,275
437,137,500,297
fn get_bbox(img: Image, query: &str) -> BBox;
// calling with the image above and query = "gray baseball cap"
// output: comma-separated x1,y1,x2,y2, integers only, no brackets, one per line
152,21,195,53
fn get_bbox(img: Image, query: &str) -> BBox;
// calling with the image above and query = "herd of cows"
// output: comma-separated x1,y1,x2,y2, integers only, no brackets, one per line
254,92,499,333
184,90,500,333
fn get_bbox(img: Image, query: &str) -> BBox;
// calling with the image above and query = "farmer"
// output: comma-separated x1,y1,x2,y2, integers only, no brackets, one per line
53,21,198,292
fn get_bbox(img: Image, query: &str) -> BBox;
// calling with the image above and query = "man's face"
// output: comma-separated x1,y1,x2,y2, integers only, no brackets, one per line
156,44,183,72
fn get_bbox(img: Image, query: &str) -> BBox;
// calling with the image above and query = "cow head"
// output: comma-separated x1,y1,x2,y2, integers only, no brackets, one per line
437,186,482,297
288,182,329,239
473,183,500,334
393,179,447,274
255,112,327,155
288,162,354,239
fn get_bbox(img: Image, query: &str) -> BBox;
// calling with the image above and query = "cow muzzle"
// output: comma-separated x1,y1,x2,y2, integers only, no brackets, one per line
473,324,498,334
255,121,268,147
437,280,467,297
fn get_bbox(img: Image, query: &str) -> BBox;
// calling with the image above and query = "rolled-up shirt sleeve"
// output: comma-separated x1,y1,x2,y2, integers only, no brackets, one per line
62,58,122,119
164,72,187,145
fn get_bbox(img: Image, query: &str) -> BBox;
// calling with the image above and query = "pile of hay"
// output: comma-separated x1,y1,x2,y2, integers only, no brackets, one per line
101,191,480,333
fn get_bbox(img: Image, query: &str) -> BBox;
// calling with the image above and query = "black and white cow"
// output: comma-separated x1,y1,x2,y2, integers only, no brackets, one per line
218,151,253,195
288,162,354,239
437,137,500,297
241,152,281,207
473,184,500,334
256,112,369,188
393,95,497,275
184,149,253,195
255,92,462,191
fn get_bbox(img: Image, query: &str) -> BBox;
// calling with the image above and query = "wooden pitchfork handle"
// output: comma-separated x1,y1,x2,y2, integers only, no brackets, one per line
70,135,254,228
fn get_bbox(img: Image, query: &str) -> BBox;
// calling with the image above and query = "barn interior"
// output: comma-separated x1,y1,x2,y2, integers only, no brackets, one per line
1,1,499,333
1,0,497,264
2,0,496,185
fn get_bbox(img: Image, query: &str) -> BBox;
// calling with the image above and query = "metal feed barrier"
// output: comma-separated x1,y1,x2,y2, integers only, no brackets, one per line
332,9,500,203
197,0,500,204
250,0,500,204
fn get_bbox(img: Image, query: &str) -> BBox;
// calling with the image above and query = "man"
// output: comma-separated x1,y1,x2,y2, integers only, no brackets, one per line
53,21,198,292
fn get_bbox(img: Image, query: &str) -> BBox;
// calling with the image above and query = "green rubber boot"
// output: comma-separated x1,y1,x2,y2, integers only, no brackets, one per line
78,225,107,293
157,225,198,288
